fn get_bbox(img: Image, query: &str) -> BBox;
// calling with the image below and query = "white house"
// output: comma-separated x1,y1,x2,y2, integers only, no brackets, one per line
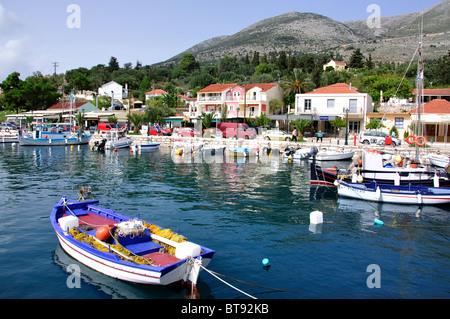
323,60,347,71
295,83,373,135
98,81,128,101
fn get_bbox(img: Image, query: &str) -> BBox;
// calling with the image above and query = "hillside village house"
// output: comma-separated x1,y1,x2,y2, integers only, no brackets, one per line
195,83,283,120
323,59,347,72
145,89,167,101
295,83,373,136
98,81,128,102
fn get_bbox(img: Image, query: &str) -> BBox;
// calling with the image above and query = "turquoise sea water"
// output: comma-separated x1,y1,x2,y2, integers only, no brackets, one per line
0,143,449,299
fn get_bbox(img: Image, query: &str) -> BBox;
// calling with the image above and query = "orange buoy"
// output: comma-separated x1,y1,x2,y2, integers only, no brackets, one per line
415,136,426,147
96,226,110,241
406,135,416,145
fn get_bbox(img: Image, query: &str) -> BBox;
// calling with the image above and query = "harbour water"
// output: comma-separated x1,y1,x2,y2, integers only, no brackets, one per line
0,143,449,299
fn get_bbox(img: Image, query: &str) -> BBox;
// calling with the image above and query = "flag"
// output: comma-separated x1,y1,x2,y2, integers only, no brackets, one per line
416,70,424,82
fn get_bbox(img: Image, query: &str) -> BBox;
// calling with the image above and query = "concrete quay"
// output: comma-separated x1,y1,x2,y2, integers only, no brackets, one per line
90,133,449,164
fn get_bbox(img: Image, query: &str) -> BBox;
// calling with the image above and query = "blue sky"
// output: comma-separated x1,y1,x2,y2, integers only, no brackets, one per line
0,0,443,81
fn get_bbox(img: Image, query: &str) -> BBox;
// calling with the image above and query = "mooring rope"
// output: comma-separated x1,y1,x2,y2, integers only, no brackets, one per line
200,265,258,299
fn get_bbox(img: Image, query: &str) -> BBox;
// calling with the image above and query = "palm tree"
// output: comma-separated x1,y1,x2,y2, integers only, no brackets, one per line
197,112,216,134
75,112,85,129
285,68,309,95
291,118,311,141
127,113,143,134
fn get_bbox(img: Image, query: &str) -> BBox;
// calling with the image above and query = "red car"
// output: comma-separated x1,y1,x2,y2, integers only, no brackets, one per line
177,127,201,137
148,126,172,136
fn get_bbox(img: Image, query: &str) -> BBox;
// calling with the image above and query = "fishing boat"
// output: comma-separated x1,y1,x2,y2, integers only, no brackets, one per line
231,147,259,157
310,150,450,187
132,143,160,153
18,123,91,146
336,181,450,205
104,130,132,150
428,154,450,168
312,148,355,161
0,127,19,143
51,196,214,292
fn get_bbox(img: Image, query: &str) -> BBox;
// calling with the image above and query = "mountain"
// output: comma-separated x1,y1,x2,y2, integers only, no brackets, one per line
166,1,450,65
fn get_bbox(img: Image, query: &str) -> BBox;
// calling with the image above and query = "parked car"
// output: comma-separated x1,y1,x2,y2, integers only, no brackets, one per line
263,130,292,141
359,130,402,147
148,126,172,136
98,122,117,132
177,127,201,138
216,122,257,139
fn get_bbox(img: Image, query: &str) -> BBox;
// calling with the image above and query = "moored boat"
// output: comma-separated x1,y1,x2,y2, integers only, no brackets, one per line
336,181,450,205
18,124,91,146
104,130,132,150
51,196,214,292
428,154,450,168
310,150,450,187
132,142,160,153
312,148,355,161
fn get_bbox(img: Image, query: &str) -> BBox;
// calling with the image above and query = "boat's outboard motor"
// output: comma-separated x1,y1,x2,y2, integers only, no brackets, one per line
284,147,297,157
308,146,319,159
95,139,106,152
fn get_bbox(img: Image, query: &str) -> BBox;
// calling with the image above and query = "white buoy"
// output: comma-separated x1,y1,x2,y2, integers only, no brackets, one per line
310,211,323,225
434,174,440,187
394,173,400,186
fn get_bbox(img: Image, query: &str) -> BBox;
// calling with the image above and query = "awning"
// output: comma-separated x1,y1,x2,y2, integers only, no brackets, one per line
268,115,338,121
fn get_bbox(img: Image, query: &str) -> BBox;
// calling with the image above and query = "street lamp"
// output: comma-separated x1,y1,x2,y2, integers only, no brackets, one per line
236,107,240,140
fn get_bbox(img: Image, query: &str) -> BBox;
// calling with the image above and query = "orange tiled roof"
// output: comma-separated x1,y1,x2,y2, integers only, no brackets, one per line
47,101,89,110
413,88,450,96
145,89,167,95
197,83,238,93
409,99,450,114
304,83,359,95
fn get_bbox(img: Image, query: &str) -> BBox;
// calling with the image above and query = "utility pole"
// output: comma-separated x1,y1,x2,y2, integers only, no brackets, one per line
52,62,59,77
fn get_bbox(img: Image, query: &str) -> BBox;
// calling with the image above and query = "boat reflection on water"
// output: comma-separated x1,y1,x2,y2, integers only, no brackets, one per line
52,245,212,299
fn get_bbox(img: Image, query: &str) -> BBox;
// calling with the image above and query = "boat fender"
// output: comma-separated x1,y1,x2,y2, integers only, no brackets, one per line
357,175,364,183
434,174,440,187
334,180,339,187
406,135,416,145
417,193,422,205
375,187,381,201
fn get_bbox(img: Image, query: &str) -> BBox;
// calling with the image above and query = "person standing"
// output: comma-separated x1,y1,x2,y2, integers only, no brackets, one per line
292,128,298,142
317,130,323,143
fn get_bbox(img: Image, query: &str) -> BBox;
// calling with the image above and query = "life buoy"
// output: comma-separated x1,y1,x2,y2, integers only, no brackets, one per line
51,127,57,133
415,136,426,147
406,135,416,145
5,128,10,133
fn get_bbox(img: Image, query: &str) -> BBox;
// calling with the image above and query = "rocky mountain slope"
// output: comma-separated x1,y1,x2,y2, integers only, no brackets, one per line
167,1,449,64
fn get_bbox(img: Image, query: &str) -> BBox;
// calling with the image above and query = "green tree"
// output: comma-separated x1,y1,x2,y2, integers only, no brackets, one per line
161,93,178,108
22,74,61,111
127,113,143,134
349,48,365,69
197,111,216,131
430,50,450,86
291,118,311,140
108,56,120,72
0,72,25,113
366,118,385,130
179,53,200,73
218,55,238,73
330,117,347,137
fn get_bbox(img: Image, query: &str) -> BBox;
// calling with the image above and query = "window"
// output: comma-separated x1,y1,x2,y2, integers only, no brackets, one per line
327,99,335,109
304,99,311,111
395,117,404,129
349,99,358,113
349,121,361,133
